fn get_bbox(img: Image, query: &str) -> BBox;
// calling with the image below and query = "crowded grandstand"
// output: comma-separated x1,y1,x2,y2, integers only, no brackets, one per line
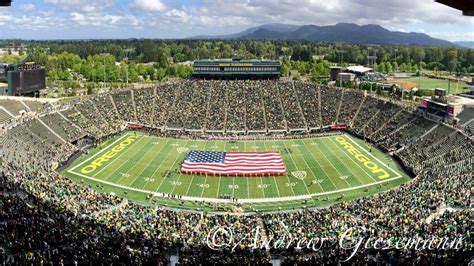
1,77,472,264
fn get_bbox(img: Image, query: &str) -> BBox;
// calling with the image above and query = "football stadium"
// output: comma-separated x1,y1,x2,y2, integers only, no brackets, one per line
2,77,472,264
1,1,473,265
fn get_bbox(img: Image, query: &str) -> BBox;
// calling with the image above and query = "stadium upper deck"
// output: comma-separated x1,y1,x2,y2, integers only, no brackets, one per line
193,58,281,79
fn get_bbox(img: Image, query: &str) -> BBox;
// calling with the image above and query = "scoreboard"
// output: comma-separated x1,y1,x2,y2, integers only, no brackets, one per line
0,65,6,82
6,63,46,96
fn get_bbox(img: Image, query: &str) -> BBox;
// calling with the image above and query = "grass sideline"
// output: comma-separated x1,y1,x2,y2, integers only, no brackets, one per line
62,132,410,212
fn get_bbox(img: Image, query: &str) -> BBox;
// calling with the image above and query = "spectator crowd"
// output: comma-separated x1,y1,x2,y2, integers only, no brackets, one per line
1,80,472,264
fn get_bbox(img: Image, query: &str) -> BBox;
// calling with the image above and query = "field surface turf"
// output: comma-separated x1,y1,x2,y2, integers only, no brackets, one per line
62,132,409,212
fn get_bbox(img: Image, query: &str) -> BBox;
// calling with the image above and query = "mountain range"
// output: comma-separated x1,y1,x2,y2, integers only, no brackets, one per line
190,23,457,47
453,41,474,48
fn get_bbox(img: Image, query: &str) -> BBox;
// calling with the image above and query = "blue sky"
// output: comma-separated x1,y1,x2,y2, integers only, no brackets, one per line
0,0,472,41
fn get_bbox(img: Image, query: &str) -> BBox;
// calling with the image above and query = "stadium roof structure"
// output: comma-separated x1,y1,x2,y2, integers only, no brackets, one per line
346,65,372,74
194,58,279,63
0,0,13,7
436,0,474,16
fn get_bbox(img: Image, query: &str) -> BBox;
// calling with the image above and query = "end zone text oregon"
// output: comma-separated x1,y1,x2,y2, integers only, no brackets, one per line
335,136,391,179
80,135,139,174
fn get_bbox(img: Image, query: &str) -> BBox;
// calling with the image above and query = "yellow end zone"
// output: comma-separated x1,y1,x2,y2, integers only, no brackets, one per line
68,134,140,175
334,135,398,179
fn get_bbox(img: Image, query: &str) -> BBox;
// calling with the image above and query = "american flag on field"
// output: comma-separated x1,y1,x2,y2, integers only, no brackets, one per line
180,150,286,176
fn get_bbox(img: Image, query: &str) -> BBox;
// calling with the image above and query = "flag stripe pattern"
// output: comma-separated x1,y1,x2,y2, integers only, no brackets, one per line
180,150,286,176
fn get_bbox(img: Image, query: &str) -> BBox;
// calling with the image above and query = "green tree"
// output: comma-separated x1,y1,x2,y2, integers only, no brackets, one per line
399,63,406,72
392,62,399,72
448,60,457,73
378,62,386,73
280,62,290,77
385,62,392,73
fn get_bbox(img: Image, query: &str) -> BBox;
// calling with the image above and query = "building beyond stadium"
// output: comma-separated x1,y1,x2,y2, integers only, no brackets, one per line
193,58,280,79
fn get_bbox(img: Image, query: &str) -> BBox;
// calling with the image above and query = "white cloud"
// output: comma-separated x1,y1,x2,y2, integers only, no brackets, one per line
70,12,142,29
164,9,189,23
2,0,473,39
44,0,114,13
429,32,474,42
70,12,86,24
187,0,473,30
20,3,35,12
0,14,13,26
130,0,166,12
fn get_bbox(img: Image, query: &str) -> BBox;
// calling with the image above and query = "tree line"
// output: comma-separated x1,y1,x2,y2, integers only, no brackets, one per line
1,39,472,85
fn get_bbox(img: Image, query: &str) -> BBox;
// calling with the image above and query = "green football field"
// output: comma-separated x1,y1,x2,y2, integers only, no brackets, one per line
62,132,409,212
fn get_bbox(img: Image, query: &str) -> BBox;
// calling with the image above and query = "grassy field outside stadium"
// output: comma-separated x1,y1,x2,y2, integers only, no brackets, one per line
62,131,410,212
386,77,468,94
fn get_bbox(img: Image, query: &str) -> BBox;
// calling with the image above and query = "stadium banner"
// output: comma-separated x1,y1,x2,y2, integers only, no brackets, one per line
331,124,348,130
127,123,144,129
180,150,286,176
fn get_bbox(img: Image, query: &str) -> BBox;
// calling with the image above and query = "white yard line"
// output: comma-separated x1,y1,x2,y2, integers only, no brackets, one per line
138,139,173,188
295,139,327,192
117,138,166,186
169,139,190,194
200,175,208,198
253,140,267,198
320,137,367,185
217,175,222,198
232,176,236,198
67,170,403,203
271,139,296,196
310,137,352,187
261,141,281,197
127,138,166,188
279,139,310,195
246,176,251,198
271,176,281,197
184,140,208,196
184,174,195,196
152,139,183,193
196,141,213,197
300,138,341,190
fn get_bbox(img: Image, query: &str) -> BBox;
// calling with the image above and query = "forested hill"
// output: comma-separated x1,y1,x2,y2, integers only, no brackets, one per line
191,23,455,47
1,40,472,84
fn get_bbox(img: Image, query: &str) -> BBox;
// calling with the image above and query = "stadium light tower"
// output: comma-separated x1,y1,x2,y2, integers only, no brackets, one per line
124,49,132,87
367,47,377,93
335,49,346,88
100,53,108,90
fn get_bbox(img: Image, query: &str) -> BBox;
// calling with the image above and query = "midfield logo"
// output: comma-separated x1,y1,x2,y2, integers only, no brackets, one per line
177,147,189,153
292,170,307,179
